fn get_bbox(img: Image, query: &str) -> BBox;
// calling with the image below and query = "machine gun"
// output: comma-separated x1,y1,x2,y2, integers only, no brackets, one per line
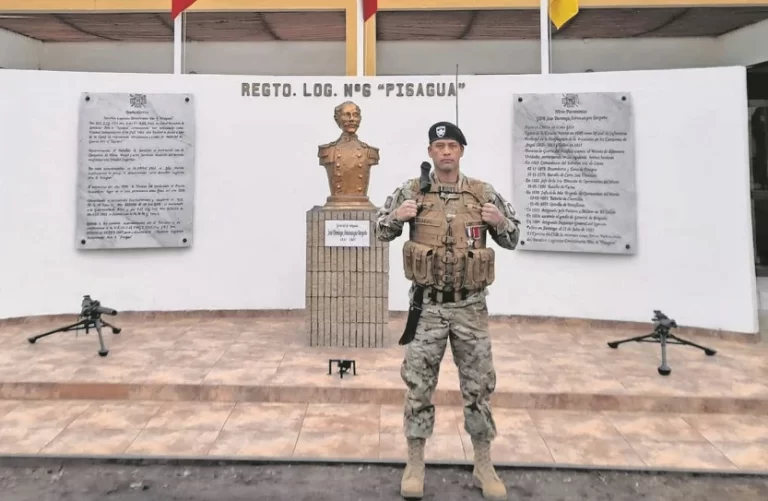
651,310,677,330
607,309,716,376
27,295,121,357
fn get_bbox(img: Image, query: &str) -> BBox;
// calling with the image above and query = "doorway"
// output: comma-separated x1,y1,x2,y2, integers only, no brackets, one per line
749,64,768,276
751,102,768,275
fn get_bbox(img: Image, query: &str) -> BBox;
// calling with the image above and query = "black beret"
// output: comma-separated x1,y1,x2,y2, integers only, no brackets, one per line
428,121,467,146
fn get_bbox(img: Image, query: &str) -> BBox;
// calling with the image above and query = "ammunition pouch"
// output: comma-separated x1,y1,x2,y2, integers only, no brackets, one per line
403,240,435,286
404,241,495,290
462,248,495,289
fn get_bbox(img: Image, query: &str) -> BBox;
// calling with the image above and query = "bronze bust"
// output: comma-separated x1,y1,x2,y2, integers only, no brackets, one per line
318,101,380,209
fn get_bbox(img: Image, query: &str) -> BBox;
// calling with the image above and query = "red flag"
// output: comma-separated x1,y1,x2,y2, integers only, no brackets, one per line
172,0,197,19
362,0,377,22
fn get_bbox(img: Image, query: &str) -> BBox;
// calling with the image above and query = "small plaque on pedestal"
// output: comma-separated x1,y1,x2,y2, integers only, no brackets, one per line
324,220,371,247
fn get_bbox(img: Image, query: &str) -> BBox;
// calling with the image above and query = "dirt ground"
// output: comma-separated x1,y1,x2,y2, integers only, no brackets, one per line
1,461,767,501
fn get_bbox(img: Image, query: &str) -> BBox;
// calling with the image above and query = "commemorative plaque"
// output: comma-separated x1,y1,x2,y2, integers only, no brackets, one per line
512,92,637,254
75,92,195,249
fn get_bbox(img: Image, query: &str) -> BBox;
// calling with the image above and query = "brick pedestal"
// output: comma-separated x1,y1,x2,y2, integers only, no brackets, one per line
305,206,389,347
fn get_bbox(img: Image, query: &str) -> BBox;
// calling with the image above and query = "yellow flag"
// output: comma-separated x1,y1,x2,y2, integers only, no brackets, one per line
549,0,579,30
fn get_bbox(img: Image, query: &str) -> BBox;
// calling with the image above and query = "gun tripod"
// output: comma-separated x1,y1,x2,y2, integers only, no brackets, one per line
27,295,121,357
607,310,716,376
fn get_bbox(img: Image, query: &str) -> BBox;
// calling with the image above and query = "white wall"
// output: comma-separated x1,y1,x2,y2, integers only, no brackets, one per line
0,67,757,334
33,38,720,75
0,28,39,70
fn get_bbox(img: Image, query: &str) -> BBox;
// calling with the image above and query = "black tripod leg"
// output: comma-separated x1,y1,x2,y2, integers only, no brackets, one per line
607,332,658,349
27,319,88,344
94,318,109,357
658,331,671,376
100,321,122,334
667,334,717,356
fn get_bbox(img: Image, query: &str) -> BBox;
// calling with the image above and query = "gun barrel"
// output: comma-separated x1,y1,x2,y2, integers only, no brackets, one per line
95,306,118,316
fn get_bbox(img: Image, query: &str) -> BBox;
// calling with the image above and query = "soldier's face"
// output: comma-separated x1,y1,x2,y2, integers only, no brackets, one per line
428,139,463,172
337,105,360,133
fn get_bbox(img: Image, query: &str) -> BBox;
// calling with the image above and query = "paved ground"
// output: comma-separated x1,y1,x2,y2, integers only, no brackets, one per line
1,462,768,501
1,314,768,475
0,315,765,412
1,399,768,472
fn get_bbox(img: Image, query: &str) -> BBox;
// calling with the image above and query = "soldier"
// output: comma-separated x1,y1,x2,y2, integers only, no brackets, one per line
375,121,520,501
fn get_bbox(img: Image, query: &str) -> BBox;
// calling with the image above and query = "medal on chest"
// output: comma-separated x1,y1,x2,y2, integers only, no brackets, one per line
465,225,483,248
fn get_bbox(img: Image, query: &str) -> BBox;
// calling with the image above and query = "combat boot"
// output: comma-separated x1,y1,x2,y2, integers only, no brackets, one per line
400,438,426,499
471,438,507,501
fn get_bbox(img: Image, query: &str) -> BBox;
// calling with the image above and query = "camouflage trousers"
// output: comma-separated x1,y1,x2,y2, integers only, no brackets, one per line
400,291,497,442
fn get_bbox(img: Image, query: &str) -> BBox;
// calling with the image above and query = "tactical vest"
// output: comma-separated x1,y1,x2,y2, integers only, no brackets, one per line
402,177,496,291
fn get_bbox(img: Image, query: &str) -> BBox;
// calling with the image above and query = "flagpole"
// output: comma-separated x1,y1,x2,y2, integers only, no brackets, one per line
173,12,184,74
356,0,365,76
540,0,551,74
183,12,187,72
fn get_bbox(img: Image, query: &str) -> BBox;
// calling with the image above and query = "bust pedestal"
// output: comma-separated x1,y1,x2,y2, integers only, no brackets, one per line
324,195,375,209
305,205,389,347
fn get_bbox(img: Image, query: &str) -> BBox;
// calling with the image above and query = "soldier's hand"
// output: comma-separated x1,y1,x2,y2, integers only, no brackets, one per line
394,200,418,222
481,203,505,228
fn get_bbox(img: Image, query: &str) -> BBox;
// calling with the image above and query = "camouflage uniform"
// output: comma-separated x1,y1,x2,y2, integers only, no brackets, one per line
377,117,518,500
375,172,520,443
